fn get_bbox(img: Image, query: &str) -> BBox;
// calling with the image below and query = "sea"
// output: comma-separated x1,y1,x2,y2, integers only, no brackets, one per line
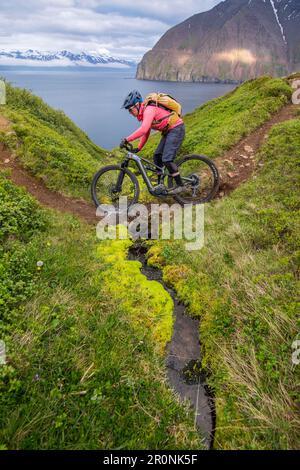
0,66,235,150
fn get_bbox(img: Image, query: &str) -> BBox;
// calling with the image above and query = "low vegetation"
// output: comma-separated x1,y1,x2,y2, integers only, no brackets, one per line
0,174,203,449
0,81,107,199
142,76,292,159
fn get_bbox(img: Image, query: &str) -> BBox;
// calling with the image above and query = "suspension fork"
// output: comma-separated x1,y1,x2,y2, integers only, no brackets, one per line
115,160,129,191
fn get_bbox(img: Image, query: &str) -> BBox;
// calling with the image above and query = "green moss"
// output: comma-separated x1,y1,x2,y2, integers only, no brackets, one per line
96,232,174,353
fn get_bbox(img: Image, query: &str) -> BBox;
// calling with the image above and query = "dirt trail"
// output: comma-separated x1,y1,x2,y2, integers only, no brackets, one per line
0,117,97,223
0,103,298,221
216,103,298,196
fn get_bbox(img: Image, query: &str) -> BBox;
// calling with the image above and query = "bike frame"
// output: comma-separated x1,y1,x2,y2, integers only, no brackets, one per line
116,151,193,195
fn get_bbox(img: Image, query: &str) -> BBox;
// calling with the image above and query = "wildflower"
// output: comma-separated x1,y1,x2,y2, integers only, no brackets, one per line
36,261,44,271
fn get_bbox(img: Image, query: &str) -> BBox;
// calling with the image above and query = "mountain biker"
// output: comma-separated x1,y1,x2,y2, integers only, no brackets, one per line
120,90,185,195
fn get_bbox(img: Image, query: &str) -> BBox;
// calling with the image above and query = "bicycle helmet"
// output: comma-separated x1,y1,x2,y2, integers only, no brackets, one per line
121,90,143,109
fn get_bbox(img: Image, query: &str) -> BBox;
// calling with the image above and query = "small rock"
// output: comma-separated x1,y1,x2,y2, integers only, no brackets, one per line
264,134,269,139
224,159,233,165
4,158,10,164
227,172,237,178
245,163,251,167
258,163,264,167
240,154,249,160
219,191,225,197
244,145,254,153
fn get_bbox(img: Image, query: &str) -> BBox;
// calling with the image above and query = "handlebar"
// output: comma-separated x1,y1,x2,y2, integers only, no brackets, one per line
124,141,133,152
120,140,134,152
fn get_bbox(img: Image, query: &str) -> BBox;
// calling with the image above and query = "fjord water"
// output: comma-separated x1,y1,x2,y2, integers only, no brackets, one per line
1,67,235,149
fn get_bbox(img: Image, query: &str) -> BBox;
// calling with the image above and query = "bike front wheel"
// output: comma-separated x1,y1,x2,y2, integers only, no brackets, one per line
171,155,220,205
91,165,140,209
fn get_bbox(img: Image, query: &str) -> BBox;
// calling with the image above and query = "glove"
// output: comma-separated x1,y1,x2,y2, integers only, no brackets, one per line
119,138,128,149
131,148,139,154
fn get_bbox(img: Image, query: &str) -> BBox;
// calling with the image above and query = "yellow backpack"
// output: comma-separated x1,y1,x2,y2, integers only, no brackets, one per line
143,92,182,128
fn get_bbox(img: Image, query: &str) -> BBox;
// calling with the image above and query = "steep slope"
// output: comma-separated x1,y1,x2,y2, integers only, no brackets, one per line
141,76,292,159
137,0,300,82
0,82,108,199
1,77,295,224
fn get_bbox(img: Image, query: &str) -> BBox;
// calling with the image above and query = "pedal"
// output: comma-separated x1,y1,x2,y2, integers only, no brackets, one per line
152,184,167,196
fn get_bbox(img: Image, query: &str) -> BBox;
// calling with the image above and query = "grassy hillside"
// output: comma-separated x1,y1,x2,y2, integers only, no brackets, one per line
141,77,292,159
0,76,298,450
145,116,300,449
0,174,203,449
0,77,291,202
0,81,108,199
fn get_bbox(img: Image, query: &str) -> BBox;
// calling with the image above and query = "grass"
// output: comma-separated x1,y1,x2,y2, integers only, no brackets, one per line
144,116,300,449
0,81,108,199
140,76,292,159
1,75,299,450
0,174,204,450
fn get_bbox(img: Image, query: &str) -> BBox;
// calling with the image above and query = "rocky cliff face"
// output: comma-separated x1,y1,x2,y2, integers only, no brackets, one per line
137,0,300,82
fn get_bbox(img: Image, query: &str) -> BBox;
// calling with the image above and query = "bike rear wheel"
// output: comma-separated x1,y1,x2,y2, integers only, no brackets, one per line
91,165,140,209
170,155,220,205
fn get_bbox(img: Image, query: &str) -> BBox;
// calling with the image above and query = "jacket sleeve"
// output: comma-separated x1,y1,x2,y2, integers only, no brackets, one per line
138,129,151,151
126,107,156,142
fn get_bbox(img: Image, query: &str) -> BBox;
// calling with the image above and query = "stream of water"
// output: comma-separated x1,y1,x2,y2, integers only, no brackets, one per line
128,242,215,449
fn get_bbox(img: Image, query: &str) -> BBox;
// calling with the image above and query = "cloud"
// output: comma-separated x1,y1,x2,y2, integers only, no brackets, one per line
0,0,220,60
92,0,220,22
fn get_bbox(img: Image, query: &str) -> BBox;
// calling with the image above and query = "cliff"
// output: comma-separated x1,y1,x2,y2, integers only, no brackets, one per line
137,0,300,82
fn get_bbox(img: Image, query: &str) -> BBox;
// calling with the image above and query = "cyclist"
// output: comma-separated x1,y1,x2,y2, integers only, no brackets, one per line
120,90,185,195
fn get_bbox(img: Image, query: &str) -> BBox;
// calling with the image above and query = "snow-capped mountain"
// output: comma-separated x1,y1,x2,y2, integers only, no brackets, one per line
137,0,300,82
0,50,137,68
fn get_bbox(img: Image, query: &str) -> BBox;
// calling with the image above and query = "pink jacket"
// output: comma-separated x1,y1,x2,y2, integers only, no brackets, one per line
126,103,184,151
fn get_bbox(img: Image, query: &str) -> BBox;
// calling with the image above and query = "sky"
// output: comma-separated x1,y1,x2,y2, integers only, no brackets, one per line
0,0,220,60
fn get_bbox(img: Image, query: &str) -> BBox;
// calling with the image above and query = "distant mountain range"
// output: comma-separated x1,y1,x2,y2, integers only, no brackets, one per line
0,50,137,68
137,0,300,83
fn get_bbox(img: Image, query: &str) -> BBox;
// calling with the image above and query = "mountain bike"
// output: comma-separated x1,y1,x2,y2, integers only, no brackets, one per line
91,141,219,208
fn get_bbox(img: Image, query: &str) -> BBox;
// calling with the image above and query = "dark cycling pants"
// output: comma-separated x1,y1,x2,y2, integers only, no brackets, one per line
153,123,185,169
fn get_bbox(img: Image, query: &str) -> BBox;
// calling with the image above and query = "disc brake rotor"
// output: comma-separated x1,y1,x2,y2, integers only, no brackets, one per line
185,173,201,197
